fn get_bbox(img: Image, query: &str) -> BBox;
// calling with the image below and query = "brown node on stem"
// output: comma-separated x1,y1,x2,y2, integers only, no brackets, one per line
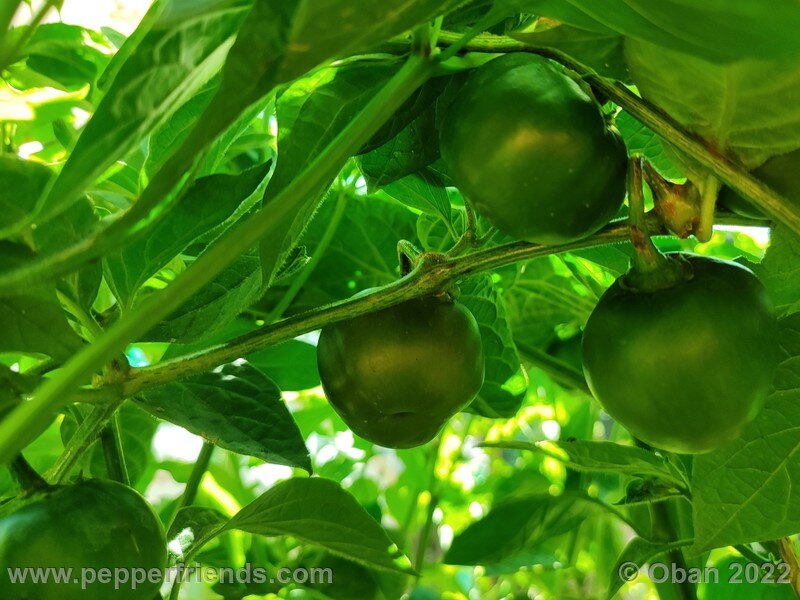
643,161,701,239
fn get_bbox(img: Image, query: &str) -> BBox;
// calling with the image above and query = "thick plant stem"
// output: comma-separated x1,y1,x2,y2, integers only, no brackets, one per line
123,220,638,396
653,496,698,600
60,213,752,403
0,53,434,466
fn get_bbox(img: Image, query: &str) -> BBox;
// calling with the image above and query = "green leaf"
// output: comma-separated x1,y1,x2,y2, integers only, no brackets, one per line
259,194,415,315
7,23,112,91
459,275,526,418
0,156,51,232
383,169,452,226
0,366,37,417
444,493,601,565
41,0,250,219
272,0,461,81
0,417,62,498
32,197,102,310
137,361,311,472
518,0,800,63
141,249,262,343
754,227,800,317
691,314,800,554
357,103,440,189
615,111,684,181
625,39,800,169
247,340,320,392
142,78,218,177
605,537,692,600
60,403,158,486
226,477,411,574
168,506,229,558
360,75,453,154
105,162,270,307
482,440,686,488
702,556,796,600
258,60,401,285
199,0,461,275
510,24,627,80
144,77,270,178
503,256,596,348
0,242,84,360
92,404,158,486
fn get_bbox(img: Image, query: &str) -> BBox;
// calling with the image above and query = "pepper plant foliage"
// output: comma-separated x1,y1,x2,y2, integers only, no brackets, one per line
1,0,800,599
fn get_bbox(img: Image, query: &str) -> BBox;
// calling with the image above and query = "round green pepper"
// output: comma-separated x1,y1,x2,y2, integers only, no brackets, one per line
440,53,628,244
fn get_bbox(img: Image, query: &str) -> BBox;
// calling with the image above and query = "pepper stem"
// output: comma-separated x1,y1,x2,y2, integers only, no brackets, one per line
629,158,667,272
625,157,691,292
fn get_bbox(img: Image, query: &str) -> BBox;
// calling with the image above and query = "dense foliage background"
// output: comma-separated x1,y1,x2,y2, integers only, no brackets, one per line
2,1,800,599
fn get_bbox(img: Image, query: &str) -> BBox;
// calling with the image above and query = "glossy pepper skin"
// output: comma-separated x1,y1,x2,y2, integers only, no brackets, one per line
440,52,628,245
718,147,800,219
0,479,167,600
317,295,484,448
582,254,779,454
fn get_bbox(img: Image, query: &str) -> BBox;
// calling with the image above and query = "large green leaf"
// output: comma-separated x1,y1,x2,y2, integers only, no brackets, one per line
754,227,800,317
615,111,684,181
691,314,800,554
258,60,401,285
40,0,250,219
459,275,526,419
226,477,411,573
32,197,103,312
6,23,112,91
0,156,51,232
247,340,320,392
483,440,685,488
503,256,596,349
60,403,158,487
137,361,311,471
444,493,601,565
143,77,270,178
382,169,453,228
517,0,800,63
625,39,800,169
510,24,627,80
358,103,440,189
360,75,454,154
104,162,270,307
259,193,415,315
0,242,83,360
140,249,262,343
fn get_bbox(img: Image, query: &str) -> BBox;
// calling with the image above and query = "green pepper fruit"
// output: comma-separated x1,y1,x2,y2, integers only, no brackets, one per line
582,254,779,454
317,294,484,448
440,52,628,245
0,479,167,599
718,147,800,219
